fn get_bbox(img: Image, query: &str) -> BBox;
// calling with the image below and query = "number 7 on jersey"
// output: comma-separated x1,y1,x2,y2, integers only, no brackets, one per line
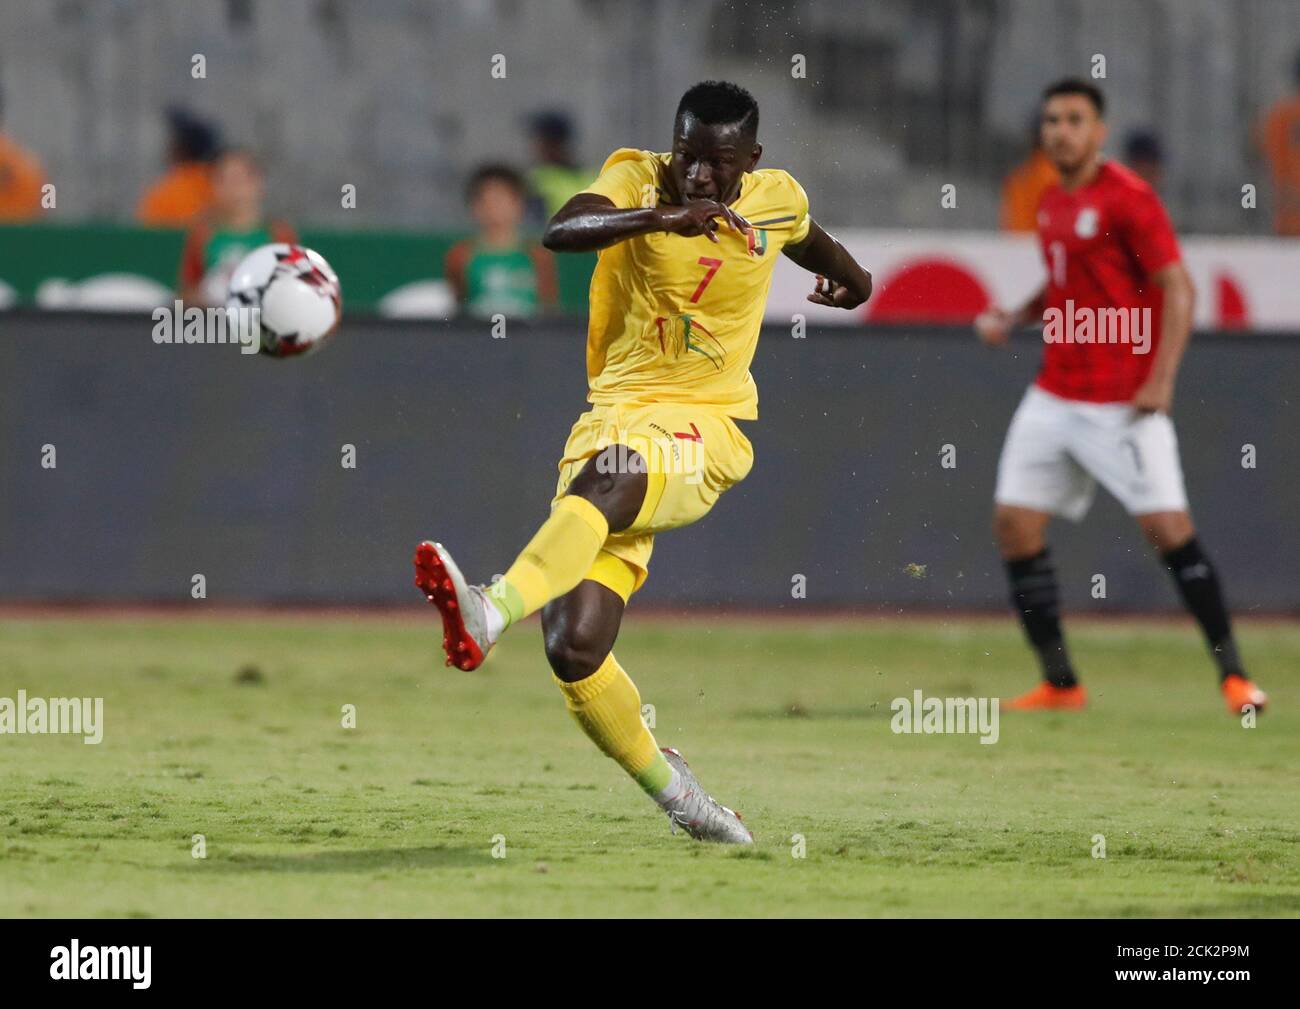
690,256,723,303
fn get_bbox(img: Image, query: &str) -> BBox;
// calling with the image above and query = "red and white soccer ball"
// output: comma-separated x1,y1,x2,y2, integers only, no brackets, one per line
226,243,342,358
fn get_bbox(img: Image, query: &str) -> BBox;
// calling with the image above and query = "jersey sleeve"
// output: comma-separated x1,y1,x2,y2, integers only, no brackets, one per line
782,172,812,246
1120,186,1181,276
580,149,659,210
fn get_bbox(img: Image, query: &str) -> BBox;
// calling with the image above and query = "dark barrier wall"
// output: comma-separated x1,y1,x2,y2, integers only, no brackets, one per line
2,313,1297,610
0,224,597,313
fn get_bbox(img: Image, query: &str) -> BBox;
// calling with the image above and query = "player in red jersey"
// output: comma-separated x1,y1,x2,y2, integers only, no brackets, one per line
975,79,1268,716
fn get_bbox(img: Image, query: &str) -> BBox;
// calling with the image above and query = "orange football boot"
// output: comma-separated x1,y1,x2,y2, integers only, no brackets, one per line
1003,682,1087,711
1221,674,1268,715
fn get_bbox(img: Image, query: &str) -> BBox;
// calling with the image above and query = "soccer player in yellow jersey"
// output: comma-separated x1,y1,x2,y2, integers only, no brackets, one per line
413,81,873,842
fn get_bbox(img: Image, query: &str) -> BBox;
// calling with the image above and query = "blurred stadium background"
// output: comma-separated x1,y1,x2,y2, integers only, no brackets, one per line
1,0,1298,610
5,0,1300,231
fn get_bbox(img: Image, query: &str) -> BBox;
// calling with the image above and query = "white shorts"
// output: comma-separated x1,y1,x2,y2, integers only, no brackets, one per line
994,385,1189,521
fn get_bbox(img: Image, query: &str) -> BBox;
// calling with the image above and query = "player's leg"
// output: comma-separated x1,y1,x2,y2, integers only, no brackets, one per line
1135,509,1268,713
994,504,1085,709
413,443,645,670
541,405,754,841
491,445,646,630
1073,407,1267,714
541,576,672,796
992,388,1091,710
541,560,752,843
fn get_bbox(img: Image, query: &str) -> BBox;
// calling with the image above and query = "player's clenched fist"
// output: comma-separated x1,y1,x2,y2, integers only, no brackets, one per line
806,274,867,310
655,201,751,244
975,307,1012,346
1131,375,1174,414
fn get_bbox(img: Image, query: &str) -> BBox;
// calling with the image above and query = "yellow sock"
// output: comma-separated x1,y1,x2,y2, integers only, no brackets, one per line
490,495,608,626
554,653,674,796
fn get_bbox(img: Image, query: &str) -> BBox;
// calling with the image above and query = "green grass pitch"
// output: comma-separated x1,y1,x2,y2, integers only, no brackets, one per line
1,614,1297,918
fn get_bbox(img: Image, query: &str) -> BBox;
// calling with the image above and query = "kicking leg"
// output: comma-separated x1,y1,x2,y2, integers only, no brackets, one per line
413,445,646,670
995,504,1086,710
496,444,648,627
1137,510,1267,714
542,576,752,843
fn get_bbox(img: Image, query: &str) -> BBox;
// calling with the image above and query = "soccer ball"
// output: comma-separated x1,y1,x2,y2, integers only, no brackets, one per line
226,244,342,358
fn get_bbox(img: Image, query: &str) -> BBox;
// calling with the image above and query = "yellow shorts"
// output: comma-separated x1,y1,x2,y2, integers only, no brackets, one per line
551,401,755,600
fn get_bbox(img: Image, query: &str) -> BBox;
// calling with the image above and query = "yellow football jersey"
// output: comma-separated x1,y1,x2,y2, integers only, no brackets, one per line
579,148,811,420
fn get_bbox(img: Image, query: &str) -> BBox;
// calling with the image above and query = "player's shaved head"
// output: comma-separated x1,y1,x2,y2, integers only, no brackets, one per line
668,81,762,207
675,80,759,140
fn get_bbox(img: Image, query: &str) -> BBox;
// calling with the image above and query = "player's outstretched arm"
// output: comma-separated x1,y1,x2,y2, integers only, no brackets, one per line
543,193,753,253
782,220,872,310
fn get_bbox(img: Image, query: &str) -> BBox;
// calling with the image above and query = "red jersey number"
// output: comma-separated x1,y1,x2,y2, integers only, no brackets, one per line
690,257,723,303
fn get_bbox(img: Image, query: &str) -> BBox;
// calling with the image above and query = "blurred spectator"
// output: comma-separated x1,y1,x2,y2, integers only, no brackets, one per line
1000,116,1059,232
0,85,48,220
1257,49,1300,235
1124,130,1164,190
525,111,590,221
444,164,556,320
137,107,219,226
179,148,295,306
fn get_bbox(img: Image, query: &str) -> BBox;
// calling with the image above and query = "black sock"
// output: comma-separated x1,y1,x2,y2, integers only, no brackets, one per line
1161,537,1243,681
1006,548,1077,687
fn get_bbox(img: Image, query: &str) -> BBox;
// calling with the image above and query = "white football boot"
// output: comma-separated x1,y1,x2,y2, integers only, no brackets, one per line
657,747,753,844
412,541,502,671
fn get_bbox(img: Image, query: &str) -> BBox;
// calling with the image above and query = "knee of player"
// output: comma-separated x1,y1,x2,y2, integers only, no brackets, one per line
992,509,1020,546
569,447,648,530
1139,513,1194,551
543,625,608,682
993,508,1042,557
